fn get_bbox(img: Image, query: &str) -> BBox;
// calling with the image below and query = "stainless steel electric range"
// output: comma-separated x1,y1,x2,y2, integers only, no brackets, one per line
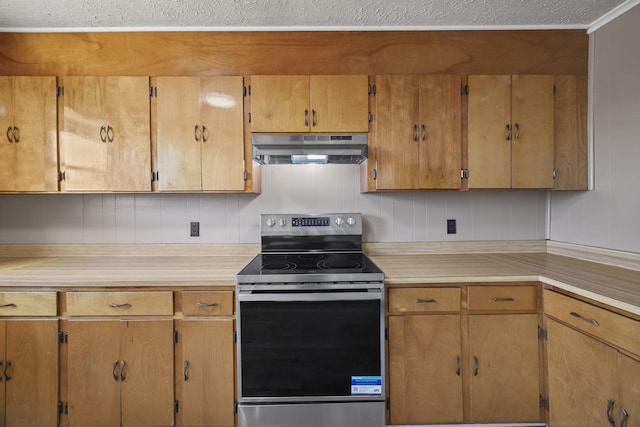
236,213,385,427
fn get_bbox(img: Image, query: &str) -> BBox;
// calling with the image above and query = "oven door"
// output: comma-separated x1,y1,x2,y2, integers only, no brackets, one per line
237,288,385,403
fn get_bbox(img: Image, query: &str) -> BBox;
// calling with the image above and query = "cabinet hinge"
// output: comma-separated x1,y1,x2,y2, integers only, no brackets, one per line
461,84,469,95
243,86,247,97
386,396,390,410
58,401,68,415
58,170,66,182
174,330,178,344
248,85,251,96
539,395,550,411
538,325,548,340
248,112,252,123
58,331,68,344
372,169,377,181
234,400,239,414
150,171,159,183
243,171,248,181
174,400,179,414
368,112,372,122
460,169,469,179
149,86,157,97
371,85,376,95
56,86,64,97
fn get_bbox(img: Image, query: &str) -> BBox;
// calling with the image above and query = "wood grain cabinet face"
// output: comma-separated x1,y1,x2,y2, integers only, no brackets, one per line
0,76,58,192
156,76,245,191
59,76,151,192
250,75,369,133
0,292,58,427
375,75,462,190
468,75,554,189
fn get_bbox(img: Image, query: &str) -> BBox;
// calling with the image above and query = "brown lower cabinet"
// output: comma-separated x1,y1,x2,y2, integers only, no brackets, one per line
387,284,542,425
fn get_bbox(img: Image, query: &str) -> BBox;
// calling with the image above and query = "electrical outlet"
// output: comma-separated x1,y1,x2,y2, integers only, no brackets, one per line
447,219,457,235
190,222,200,237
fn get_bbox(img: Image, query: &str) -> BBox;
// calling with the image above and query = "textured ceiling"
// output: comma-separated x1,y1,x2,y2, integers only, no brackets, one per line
0,0,628,30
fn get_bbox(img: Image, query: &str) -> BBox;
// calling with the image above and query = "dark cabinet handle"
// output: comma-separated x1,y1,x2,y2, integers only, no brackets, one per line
421,124,426,141
492,297,515,303
0,303,17,308
100,126,107,142
4,360,11,381
184,360,189,381
514,123,520,140
194,125,200,142
106,126,114,142
415,299,436,304
196,302,219,307
202,125,208,142
570,311,599,326
621,408,629,427
109,302,131,308
12,127,19,143
455,355,460,376
304,110,309,127
413,124,418,141
312,109,317,126
113,360,120,381
607,399,615,427
120,360,126,381
6,127,12,142
505,124,511,141
473,355,479,376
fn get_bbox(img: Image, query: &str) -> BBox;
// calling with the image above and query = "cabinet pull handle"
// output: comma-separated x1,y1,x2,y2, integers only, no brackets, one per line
6,127,12,142
0,303,17,308
202,125,208,142
607,400,615,427
120,360,126,381
304,110,309,127
312,109,317,126
505,124,511,141
473,355,479,376
196,302,219,307
492,297,515,302
4,360,11,381
455,355,461,376
109,302,131,308
12,127,19,143
514,123,520,140
106,126,114,142
621,408,629,427
113,360,120,381
570,311,599,326
413,124,418,141
194,125,200,142
184,360,189,381
421,124,426,141
100,126,107,142
415,298,436,304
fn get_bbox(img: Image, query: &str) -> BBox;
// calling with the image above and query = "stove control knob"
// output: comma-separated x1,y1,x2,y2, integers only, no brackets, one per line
278,218,287,227
266,218,276,227
335,217,345,226
346,217,357,226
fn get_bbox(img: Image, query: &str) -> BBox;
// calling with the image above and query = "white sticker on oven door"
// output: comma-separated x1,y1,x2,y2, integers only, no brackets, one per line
351,376,382,395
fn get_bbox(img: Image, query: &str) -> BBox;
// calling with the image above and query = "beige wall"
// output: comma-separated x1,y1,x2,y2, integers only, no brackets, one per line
550,4,640,254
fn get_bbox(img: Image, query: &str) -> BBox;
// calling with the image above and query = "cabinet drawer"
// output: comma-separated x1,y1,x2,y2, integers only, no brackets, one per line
468,285,538,311
0,292,57,316
182,291,233,316
389,288,460,313
66,291,173,316
544,289,640,356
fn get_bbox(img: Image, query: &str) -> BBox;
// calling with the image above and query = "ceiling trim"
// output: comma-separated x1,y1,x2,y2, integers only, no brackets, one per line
588,0,640,33
0,24,589,33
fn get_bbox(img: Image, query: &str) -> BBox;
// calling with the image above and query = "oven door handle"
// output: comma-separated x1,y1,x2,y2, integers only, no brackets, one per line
238,291,382,302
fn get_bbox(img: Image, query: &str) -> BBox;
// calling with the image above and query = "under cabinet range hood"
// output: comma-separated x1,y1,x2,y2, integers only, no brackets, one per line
252,134,368,165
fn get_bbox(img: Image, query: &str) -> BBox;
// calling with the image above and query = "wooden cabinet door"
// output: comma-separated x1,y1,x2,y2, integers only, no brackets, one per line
250,75,309,132
156,77,202,191
618,353,640,427
418,75,462,189
554,75,588,190
180,319,234,427
60,76,109,191
120,319,174,427
388,314,463,424
201,76,245,191
469,314,540,423
4,319,58,427
309,75,369,133
0,77,15,192
511,75,554,189
375,75,420,190
67,320,122,427
467,75,512,189
104,77,151,192
547,318,618,427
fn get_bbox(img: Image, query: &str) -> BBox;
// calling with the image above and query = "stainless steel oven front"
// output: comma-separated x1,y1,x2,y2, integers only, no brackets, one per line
236,283,385,427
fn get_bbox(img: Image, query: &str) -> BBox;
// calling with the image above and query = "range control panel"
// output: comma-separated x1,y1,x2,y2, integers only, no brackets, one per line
261,213,362,236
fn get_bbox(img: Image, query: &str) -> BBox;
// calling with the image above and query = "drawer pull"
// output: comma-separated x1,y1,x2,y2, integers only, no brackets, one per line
4,360,11,381
196,302,219,308
621,408,629,427
120,360,127,381
455,355,461,376
184,360,189,381
0,303,17,308
109,303,132,308
607,399,615,427
113,360,120,381
415,299,436,304
570,311,599,326
492,297,515,303
473,355,479,376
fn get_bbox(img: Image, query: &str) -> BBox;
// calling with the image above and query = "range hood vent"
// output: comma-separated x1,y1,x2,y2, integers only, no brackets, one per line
252,134,368,165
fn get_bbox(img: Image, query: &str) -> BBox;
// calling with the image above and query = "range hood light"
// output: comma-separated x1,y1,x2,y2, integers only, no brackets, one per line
291,154,329,164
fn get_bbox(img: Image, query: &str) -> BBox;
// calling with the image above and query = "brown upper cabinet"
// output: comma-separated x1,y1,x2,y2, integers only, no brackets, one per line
0,76,58,192
467,75,554,189
374,75,462,190
250,75,369,133
59,76,151,192
155,76,245,191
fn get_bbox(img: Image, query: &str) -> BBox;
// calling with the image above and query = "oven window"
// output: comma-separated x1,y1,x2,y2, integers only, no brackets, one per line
240,299,381,398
